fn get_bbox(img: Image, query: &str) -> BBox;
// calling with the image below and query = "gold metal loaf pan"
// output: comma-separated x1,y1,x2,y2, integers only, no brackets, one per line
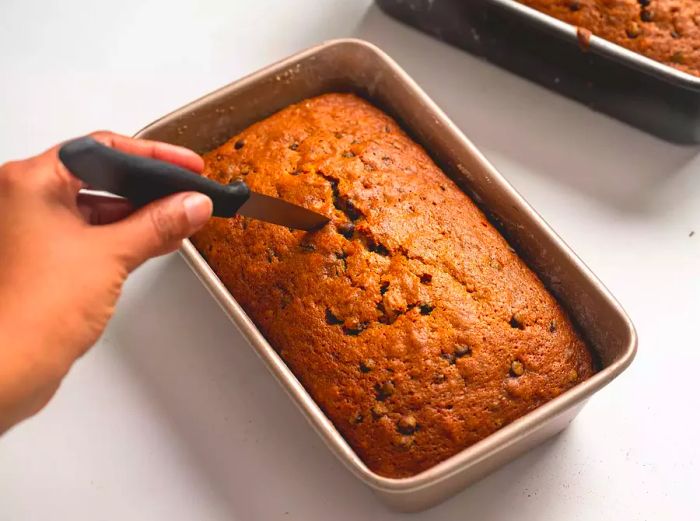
136,39,637,512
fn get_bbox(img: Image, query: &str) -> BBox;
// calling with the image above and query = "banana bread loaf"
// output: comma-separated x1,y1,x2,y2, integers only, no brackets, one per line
192,93,595,478
518,0,700,76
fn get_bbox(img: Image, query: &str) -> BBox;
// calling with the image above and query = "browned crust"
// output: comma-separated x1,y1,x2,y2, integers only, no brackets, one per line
519,0,700,76
192,93,595,478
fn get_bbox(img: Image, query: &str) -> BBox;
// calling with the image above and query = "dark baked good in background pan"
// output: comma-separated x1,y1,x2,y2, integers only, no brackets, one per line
519,0,700,76
192,93,595,478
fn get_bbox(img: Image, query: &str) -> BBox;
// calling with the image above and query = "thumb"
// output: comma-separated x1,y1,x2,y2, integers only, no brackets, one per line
106,192,212,271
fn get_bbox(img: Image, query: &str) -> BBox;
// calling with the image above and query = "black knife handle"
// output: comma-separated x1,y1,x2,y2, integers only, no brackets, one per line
58,136,250,218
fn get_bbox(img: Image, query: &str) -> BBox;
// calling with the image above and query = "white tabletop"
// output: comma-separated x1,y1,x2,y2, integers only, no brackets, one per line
1,1,698,519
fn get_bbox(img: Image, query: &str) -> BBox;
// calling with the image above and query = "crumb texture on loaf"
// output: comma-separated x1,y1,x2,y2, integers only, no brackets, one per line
192,93,595,478
518,0,700,76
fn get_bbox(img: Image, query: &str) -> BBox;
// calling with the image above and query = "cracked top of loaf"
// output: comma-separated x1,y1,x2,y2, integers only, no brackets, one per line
191,93,595,478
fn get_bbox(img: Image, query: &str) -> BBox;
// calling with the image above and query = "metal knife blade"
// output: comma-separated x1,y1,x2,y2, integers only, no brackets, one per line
238,191,329,231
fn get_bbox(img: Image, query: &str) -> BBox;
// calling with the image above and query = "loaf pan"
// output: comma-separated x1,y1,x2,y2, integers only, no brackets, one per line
135,39,637,511
376,0,700,144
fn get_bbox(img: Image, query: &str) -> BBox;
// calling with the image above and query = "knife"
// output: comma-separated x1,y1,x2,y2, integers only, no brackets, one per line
58,137,329,231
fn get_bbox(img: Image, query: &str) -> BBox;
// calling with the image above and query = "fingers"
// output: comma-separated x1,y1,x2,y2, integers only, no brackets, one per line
1,132,204,211
103,192,212,271
89,131,204,173
76,192,134,225
0,148,83,198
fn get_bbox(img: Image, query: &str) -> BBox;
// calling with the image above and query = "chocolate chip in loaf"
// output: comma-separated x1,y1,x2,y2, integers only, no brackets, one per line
289,142,299,151
510,360,525,377
343,322,368,336
397,415,417,435
419,304,434,316
325,309,343,325
359,359,376,373
375,381,395,401
371,403,388,419
638,0,650,6
370,242,390,256
441,352,456,365
384,125,391,133
640,9,654,22
509,315,525,330
380,281,390,295
626,22,641,38
568,1,580,11
234,139,245,150
549,320,557,333
420,273,433,284
299,242,316,253
455,345,472,359
337,222,355,239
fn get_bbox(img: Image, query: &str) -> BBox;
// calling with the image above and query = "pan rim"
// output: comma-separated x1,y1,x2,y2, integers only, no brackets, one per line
489,0,700,91
137,37,638,494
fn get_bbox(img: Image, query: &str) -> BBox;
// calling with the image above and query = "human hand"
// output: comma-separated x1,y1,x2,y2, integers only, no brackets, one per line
0,131,213,433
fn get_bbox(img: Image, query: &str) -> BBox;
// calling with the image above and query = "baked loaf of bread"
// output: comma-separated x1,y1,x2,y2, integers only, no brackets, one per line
192,93,595,478
518,0,700,76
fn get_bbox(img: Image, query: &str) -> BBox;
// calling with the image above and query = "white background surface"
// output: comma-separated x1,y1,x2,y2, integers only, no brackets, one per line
1,1,699,519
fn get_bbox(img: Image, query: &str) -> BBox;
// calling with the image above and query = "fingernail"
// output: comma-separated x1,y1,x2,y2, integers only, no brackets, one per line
182,193,213,227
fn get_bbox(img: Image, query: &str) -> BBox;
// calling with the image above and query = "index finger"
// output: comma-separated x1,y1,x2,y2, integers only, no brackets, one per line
89,131,204,173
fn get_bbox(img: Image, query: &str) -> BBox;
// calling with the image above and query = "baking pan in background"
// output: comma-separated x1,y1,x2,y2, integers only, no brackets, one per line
135,39,637,511
376,0,700,144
